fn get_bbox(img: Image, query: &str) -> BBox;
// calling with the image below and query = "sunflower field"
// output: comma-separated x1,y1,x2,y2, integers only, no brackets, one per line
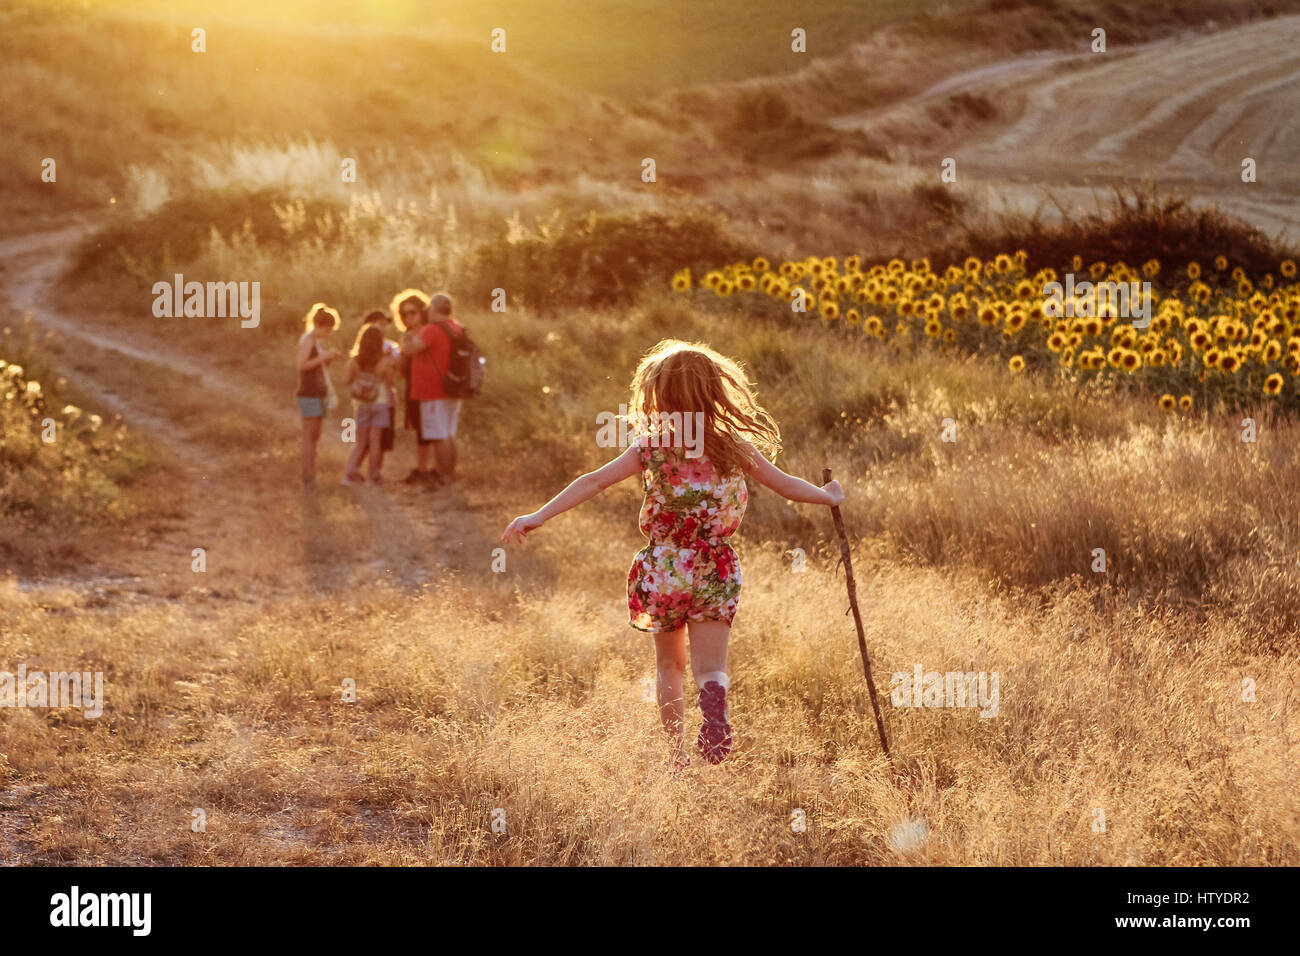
674,251,1300,413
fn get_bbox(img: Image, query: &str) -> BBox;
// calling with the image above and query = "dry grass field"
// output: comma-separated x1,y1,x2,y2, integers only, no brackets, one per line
2,0,1299,867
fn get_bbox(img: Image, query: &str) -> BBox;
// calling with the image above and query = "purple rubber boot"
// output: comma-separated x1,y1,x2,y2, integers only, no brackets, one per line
697,681,732,764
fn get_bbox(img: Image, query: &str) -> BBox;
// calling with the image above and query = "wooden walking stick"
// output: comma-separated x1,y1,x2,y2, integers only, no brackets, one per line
823,468,891,759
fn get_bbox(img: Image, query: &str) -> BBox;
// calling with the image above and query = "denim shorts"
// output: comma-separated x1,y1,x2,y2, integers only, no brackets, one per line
298,396,326,419
355,402,391,430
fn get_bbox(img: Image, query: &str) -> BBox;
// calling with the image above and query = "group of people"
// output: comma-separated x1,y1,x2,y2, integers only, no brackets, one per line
296,289,466,488
300,294,852,772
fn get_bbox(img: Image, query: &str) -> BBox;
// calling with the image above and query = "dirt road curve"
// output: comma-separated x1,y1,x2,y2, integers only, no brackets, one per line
0,228,490,597
0,225,235,437
841,15,1300,241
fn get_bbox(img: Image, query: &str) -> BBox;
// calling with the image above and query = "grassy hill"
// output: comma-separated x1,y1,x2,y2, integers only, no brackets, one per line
3,0,1299,866
3,263,1299,862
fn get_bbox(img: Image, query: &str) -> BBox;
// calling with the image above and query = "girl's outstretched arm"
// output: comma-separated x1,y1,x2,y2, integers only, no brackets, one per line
502,443,642,545
740,440,844,506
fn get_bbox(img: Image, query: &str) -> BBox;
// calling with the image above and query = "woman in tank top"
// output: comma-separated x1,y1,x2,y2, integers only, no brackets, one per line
297,303,341,486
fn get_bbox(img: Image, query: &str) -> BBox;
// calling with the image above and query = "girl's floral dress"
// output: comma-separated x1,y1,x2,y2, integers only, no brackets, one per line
627,435,748,633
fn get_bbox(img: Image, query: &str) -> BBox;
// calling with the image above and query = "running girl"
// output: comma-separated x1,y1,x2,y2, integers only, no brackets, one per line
297,303,341,486
342,323,398,485
501,339,844,769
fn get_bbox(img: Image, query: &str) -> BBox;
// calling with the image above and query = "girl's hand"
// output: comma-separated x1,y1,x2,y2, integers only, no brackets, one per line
822,480,844,507
502,512,545,545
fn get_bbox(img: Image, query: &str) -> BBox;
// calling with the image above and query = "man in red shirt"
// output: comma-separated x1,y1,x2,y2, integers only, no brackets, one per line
402,292,465,486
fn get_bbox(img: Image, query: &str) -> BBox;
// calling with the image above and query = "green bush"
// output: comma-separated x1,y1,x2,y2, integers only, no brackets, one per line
70,189,350,284
927,188,1300,283
0,327,139,525
464,212,758,313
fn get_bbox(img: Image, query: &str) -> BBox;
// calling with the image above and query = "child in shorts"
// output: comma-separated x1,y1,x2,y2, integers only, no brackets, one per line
351,310,401,480
342,324,397,485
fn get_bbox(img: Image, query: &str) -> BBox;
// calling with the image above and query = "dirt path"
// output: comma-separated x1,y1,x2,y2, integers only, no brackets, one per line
833,15,1300,242
0,226,515,864
0,226,498,602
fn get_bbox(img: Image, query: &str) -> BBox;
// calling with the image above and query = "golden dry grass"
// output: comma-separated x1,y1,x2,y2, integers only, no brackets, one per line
3,541,1296,865
3,295,1298,863
5,0,1300,870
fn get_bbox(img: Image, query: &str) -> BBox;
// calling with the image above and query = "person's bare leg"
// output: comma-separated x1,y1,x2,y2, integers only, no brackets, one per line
416,441,433,472
433,438,455,479
345,431,366,479
353,431,369,474
301,417,322,482
375,419,390,478
654,626,687,762
367,427,383,481
687,620,730,681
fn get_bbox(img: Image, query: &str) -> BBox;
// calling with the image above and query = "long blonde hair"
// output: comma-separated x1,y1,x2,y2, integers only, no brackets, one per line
627,339,781,476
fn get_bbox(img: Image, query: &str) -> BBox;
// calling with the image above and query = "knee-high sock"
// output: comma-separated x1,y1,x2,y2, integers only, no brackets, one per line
694,670,729,691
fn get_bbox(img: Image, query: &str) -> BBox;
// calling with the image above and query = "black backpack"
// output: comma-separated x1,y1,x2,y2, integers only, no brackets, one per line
434,319,486,398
